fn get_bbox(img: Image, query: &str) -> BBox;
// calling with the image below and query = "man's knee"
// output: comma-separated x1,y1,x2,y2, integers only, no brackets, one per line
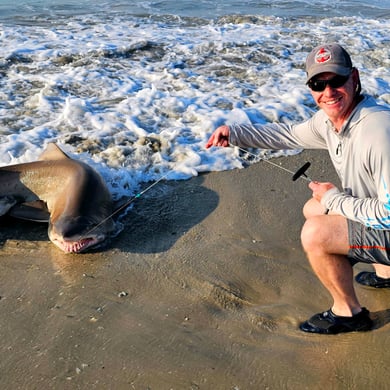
301,216,323,253
303,198,327,219
301,215,349,255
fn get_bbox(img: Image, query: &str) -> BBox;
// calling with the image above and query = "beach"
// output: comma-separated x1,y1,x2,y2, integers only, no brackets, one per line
1,149,390,389
1,1,390,388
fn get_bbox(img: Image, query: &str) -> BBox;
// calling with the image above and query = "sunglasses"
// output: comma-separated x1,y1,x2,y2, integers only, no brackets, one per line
307,74,350,92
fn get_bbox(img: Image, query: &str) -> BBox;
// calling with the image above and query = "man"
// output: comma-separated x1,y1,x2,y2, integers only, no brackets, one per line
206,43,390,334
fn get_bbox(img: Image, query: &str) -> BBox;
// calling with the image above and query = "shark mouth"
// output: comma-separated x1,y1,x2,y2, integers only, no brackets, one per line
52,237,102,253
48,217,117,253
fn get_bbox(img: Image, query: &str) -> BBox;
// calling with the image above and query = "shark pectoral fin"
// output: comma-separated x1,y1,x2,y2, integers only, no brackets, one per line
38,143,70,161
9,200,50,222
0,196,19,216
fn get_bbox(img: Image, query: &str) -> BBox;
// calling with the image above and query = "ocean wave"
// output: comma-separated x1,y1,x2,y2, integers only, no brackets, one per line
0,13,389,199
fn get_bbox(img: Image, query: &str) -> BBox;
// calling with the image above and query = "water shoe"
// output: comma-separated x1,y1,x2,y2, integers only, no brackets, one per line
299,307,373,334
355,271,390,288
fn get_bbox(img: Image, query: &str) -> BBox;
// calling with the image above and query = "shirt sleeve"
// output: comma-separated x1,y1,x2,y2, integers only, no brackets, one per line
229,116,328,150
322,116,390,230
322,187,390,230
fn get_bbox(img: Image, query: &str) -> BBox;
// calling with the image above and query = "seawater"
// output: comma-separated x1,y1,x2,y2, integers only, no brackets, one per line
1,1,389,19
0,1,389,200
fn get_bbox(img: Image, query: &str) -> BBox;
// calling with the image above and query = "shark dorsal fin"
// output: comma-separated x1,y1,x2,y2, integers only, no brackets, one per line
38,143,71,161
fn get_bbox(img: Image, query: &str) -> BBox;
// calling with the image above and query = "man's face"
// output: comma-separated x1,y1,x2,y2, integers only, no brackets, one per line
309,69,358,128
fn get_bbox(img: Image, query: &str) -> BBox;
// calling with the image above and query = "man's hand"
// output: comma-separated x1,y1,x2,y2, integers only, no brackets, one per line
206,125,230,148
309,181,336,202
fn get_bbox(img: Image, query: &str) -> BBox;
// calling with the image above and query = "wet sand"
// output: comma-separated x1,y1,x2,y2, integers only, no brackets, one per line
1,149,390,389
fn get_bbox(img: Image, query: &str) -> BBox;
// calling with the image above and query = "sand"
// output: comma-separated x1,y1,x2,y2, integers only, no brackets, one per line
1,149,390,389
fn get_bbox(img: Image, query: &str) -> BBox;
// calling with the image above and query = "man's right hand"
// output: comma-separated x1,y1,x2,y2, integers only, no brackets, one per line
205,125,230,148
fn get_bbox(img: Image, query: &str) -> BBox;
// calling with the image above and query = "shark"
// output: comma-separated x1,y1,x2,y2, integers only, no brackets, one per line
0,143,116,253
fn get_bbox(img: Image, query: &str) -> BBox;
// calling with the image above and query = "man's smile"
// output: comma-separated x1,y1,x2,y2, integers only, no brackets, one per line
323,96,342,105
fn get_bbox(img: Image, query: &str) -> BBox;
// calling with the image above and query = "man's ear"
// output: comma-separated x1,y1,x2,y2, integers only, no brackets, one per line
352,67,361,96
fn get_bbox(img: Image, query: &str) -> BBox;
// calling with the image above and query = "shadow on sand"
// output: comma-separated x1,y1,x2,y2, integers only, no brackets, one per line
371,308,390,330
112,175,219,254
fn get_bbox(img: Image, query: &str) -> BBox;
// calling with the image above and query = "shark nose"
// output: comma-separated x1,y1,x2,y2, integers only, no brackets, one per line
54,216,92,239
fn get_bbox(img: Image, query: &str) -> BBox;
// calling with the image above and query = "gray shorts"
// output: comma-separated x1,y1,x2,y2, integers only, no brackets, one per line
347,219,390,266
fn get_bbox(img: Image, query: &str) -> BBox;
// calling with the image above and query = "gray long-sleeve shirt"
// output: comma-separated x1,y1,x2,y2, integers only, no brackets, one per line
229,95,390,229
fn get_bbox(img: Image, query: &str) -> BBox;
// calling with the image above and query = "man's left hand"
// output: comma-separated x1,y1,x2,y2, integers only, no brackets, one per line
309,181,336,202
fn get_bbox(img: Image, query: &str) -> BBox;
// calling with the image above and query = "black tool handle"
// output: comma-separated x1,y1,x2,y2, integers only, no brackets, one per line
292,162,311,181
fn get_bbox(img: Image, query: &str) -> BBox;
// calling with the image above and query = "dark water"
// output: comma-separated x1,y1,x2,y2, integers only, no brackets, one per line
0,0,389,23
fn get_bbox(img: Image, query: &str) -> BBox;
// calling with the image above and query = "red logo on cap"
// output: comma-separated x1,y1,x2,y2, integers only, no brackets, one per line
315,48,331,64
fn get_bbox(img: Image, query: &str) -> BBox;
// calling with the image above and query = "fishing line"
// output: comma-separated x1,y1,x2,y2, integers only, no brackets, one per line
231,144,312,182
84,169,172,236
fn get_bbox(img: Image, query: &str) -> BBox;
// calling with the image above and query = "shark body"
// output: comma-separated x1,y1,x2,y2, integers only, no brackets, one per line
0,143,115,253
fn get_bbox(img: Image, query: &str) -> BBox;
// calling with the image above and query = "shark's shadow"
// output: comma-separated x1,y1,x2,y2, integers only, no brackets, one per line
0,216,48,247
113,175,219,254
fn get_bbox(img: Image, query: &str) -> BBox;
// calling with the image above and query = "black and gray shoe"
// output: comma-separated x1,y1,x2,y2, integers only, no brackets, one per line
300,307,373,334
355,272,390,288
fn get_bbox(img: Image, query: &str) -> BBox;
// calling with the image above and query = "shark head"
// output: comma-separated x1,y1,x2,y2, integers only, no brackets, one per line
0,143,120,253
48,214,116,253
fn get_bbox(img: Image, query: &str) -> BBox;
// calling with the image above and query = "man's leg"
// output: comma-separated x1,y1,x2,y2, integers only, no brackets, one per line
299,200,372,333
305,196,390,284
372,264,390,278
300,213,361,316
302,197,327,219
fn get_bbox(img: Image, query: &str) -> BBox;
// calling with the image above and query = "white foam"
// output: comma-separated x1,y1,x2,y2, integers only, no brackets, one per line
0,14,389,200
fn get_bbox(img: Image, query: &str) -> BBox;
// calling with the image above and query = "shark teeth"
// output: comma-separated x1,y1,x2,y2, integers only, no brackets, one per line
58,237,98,253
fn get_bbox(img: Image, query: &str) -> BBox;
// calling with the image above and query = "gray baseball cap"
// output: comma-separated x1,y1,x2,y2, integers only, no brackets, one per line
305,43,353,82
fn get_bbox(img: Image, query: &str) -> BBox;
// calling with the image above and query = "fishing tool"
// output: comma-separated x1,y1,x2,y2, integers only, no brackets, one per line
291,161,312,182
233,145,312,182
